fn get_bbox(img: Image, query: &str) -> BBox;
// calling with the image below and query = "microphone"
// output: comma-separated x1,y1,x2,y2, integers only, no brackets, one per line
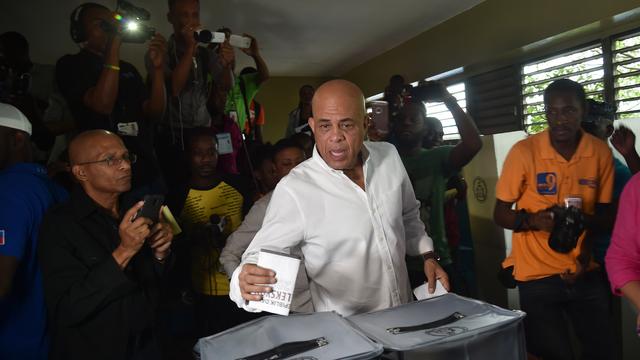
209,214,228,248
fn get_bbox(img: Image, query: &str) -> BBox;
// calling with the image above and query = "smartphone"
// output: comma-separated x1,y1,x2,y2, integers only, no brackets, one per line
370,101,389,134
211,31,226,43
229,34,251,49
134,194,165,224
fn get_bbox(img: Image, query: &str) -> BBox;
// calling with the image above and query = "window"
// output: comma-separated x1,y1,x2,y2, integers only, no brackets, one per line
365,81,467,140
425,82,466,140
613,31,640,119
521,44,605,134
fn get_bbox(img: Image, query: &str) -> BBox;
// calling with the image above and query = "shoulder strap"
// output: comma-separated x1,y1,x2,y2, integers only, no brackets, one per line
239,76,253,138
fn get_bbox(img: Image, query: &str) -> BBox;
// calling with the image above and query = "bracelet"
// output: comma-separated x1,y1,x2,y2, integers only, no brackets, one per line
422,251,440,262
104,63,120,71
154,249,171,262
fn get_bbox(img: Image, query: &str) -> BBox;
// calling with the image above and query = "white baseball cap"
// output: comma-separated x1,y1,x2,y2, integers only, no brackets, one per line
0,102,32,136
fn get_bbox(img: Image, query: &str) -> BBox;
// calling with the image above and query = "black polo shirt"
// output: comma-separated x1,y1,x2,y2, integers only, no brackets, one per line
56,50,160,188
38,187,166,360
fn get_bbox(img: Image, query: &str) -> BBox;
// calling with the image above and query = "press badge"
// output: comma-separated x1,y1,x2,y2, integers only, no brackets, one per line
228,111,238,124
216,132,233,155
117,122,139,137
564,196,583,210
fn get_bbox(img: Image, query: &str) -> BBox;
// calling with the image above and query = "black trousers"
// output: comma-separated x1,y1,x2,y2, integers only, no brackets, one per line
518,270,614,360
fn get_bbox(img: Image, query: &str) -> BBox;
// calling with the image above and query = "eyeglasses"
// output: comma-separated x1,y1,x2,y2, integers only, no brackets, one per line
76,153,137,167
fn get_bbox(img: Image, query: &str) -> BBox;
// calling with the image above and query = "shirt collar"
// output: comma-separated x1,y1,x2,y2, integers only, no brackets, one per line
71,186,121,221
1,162,48,177
538,129,594,161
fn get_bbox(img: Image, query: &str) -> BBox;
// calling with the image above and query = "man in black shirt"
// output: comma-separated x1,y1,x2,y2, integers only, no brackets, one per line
56,3,166,192
39,130,174,360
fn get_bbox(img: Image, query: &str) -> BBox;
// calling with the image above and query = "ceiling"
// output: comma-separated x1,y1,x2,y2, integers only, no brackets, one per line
1,0,484,77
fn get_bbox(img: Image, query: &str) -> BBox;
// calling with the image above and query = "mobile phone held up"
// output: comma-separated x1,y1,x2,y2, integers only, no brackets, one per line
370,101,389,134
133,194,164,224
229,34,251,49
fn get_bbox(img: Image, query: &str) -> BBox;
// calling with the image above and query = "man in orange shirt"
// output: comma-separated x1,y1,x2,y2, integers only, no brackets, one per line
494,79,615,360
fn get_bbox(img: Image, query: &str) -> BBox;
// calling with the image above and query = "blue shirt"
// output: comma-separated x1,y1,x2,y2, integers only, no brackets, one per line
593,157,632,264
0,163,68,360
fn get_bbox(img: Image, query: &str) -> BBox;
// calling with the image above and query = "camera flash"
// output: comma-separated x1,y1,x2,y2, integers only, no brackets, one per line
126,21,139,31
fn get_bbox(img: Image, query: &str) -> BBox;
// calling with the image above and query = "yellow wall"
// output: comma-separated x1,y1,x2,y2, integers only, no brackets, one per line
345,0,640,96
254,77,329,143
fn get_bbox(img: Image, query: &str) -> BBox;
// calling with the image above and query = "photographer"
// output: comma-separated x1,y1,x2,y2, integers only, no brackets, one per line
493,79,615,359
155,0,235,187
220,28,270,145
56,2,166,194
393,82,481,291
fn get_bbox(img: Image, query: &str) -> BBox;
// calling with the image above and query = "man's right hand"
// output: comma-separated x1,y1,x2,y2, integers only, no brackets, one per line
239,263,276,301
116,202,152,258
529,210,555,232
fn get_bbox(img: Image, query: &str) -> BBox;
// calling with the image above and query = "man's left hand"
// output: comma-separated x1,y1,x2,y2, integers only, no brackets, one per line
611,125,637,157
148,212,173,261
148,34,167,70
424,258,450,294
241,33,259,58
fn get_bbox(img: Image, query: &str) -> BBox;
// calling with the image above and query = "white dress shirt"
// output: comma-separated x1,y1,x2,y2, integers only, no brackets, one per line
220,191,314,312
229,141,433,316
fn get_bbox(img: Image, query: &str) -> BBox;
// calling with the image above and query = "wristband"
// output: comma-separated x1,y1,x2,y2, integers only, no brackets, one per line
513,210,530,232
422,251,440,262
104,63,120,71
155,249,171,262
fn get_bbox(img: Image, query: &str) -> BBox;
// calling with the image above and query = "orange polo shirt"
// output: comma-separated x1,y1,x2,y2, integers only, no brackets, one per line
496,129,614,281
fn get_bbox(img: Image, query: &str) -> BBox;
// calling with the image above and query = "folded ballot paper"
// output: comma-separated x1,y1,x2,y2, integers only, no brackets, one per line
413,279,448,300
249,249,301,316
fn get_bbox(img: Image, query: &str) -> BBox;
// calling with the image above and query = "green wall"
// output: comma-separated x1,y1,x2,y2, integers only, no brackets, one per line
345,0,640,96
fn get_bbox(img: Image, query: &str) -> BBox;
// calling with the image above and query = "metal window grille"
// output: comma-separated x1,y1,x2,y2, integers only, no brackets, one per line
613,31,640,119
522,45,605,134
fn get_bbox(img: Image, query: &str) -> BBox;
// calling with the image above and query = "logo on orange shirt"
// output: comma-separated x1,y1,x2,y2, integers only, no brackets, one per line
578,178,598,189
537,172,557,195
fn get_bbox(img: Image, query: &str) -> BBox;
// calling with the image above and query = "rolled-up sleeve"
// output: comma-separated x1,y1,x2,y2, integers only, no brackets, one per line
605,173,640,295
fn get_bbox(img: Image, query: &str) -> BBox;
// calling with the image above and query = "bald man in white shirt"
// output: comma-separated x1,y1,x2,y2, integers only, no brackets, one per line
229,79,449,316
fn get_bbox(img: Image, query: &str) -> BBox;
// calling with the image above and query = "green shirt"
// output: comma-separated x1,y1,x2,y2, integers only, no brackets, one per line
400,146,455,266
225,72,260,132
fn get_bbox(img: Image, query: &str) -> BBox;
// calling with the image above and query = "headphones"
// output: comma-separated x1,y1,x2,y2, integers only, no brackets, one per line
69,3,105,43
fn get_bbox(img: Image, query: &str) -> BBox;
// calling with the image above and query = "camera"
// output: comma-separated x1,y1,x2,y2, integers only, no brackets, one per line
0,51,31,101
548,205,585,253
103,0,155,43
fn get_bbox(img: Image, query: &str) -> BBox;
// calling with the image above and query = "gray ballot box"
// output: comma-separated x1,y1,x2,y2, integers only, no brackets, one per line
193,311,384,360
347,293,526,360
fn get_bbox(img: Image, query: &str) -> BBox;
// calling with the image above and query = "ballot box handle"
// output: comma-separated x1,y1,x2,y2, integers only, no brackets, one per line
236,337,329,360
386,312,465,335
